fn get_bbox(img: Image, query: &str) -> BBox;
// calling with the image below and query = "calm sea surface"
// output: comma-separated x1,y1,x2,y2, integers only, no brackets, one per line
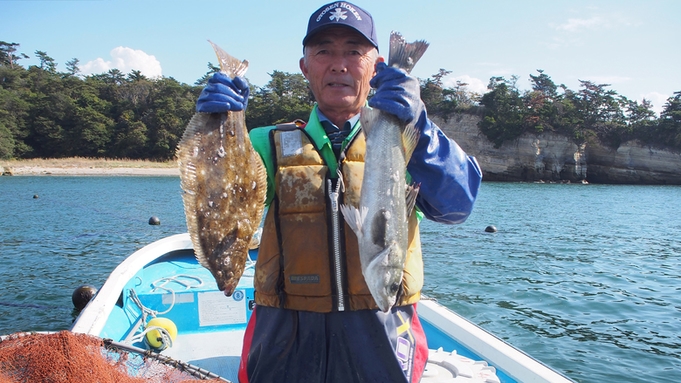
0,177,679,382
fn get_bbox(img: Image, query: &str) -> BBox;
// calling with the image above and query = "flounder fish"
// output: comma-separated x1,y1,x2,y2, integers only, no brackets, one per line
341,32,428,312
176,41,266,296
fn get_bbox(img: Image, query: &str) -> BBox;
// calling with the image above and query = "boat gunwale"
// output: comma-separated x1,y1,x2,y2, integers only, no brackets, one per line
71,233,194,335
418,299,574,383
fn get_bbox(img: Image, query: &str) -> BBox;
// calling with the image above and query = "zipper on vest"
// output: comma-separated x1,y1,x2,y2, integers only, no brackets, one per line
327,177,345,312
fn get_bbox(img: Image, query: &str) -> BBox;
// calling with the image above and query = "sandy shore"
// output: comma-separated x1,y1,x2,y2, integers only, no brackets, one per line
1,158,180,177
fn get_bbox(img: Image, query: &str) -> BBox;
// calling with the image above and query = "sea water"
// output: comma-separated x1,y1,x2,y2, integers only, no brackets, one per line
0,177,679,382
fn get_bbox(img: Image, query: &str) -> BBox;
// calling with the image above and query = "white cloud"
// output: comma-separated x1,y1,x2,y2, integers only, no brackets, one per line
641,92,669,116
552,13,634,33
584,75,632,86
444,75,488,95
547,13,637,49
80,47,162,78
554,16,606,32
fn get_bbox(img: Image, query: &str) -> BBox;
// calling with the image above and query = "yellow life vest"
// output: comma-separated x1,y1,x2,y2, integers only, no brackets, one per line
254,123,423,312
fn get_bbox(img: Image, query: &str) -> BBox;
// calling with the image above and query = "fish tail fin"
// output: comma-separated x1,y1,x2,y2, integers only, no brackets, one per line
359,106,382,136
388,31,429,74
402,121,420,163
340,204,367,238
208,40,249,78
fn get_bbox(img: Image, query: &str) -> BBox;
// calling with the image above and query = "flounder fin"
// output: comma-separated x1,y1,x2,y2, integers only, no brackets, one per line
176,113,211,269
208,39,249,78
388,31,429,74
252,151,268,231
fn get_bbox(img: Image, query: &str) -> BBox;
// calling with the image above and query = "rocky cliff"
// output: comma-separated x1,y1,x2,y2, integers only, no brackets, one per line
435,113,681,184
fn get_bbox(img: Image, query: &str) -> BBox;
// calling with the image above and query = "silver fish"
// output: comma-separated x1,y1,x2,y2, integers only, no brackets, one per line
176,41,266,296
340,31,428,312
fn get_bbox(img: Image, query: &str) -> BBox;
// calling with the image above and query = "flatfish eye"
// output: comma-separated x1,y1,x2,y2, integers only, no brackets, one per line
389,282,400,295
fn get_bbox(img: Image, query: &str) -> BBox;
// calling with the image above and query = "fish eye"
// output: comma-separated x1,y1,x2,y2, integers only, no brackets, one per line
389,282,400,294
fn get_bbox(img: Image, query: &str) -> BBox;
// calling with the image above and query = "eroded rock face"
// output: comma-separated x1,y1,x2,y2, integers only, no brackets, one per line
586,141,681,184
435,114,681,184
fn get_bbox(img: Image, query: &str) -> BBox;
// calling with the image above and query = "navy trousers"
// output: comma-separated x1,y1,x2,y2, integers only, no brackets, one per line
238,304,428,383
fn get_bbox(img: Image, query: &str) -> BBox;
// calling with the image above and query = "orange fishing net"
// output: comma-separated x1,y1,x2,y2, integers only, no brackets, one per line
0,331,226,383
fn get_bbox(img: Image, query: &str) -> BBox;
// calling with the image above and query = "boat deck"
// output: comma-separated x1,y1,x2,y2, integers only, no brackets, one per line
99,248,254,381
165,330,244,381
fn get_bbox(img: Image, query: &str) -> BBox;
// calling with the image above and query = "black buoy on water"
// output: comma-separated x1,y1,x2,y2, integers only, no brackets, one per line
72,285,98,311
148,216,161,225
33,194,39,199
485,225,497,233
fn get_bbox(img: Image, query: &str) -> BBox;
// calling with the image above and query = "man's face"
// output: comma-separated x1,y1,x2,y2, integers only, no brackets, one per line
300,27,378,118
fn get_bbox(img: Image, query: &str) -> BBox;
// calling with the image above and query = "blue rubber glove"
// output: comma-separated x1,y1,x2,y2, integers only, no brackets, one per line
196,72,250,113
369,62,483,224
407,118,482,224
368,62,424,124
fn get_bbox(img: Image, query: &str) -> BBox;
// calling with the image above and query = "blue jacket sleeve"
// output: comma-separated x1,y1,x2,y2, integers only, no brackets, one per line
407,112,482,224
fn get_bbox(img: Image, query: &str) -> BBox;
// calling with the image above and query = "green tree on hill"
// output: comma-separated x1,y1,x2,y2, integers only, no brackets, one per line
246,70,314,128
477,69,677,151
1,41,680,160
479,76,526,148
655,91,681,147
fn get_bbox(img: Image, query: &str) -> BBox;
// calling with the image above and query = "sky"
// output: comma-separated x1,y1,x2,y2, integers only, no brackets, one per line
2,0,680,115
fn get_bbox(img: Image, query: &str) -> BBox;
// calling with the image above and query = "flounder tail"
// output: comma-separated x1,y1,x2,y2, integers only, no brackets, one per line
207,40,250,149
208,40,248,78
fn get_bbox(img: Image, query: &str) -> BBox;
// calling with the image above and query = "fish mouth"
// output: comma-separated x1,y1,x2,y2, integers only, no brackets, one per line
375,295,398,313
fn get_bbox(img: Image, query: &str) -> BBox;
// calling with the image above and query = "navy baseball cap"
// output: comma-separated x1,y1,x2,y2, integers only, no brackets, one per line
303,2,378,50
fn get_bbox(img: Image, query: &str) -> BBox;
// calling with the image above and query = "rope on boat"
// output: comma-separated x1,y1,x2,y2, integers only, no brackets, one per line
152,274,205,291
129,273,205,323
127,325,174,350
122,260,257,353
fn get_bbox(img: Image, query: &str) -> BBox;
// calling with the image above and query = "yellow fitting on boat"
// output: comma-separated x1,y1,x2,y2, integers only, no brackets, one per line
145,317,178,349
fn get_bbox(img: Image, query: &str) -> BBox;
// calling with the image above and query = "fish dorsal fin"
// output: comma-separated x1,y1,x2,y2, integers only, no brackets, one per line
388,31,429,74
402,121,420,163
208,40,249,78
405,182,421,218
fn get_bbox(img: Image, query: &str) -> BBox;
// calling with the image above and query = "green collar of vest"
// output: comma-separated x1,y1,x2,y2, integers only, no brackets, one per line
304,105,364,176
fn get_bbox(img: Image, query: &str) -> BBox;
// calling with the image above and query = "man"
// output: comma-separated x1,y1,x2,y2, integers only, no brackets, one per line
196,2,482,382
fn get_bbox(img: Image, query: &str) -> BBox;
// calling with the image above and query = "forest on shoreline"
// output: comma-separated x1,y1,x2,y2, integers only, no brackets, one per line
1,41,680,161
